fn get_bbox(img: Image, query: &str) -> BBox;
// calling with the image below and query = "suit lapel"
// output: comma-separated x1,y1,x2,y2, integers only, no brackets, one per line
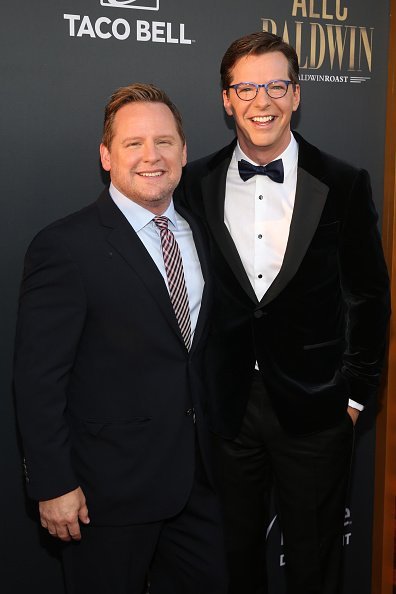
260,166,329,306
201,142,258,303
259,133,330,305
96,191,184,344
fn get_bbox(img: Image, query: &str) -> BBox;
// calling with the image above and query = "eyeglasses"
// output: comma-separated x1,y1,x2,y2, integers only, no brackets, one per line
228,80,295,101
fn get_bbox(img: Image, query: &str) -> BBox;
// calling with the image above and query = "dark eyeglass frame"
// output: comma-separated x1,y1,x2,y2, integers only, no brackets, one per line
227,80,296,100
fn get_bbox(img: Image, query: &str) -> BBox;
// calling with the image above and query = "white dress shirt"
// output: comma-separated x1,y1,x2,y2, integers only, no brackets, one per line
109,183,204,342
224,136,362,410
225,136,298,301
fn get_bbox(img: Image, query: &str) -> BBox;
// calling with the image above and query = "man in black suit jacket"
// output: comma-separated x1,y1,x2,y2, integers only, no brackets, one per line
175,33,390,594
14,84,226,594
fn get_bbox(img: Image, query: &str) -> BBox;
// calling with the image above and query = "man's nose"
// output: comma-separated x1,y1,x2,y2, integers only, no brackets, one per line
142,141,160,161
252,86,272,107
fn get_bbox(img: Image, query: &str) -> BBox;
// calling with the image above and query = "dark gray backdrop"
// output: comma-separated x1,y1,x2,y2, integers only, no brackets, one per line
1,1,390,592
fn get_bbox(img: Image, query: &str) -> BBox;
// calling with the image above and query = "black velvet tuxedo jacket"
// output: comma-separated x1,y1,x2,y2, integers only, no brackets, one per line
175,132,390,438
14,190,213,525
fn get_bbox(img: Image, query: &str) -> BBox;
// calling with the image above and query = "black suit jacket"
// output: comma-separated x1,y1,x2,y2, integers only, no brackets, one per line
14,190,213,525
175,132,390,437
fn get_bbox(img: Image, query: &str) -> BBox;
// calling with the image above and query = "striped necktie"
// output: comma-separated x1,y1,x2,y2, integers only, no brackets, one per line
154,216,192,350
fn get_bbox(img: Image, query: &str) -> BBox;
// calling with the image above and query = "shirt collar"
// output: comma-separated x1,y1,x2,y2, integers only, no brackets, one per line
234,132,298,179
109,182,178,232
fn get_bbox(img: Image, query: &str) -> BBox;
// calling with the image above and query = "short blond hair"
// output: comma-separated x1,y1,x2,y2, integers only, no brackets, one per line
102,83,185,148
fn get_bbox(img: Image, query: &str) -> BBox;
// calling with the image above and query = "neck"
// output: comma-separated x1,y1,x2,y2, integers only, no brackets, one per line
239,131,292,165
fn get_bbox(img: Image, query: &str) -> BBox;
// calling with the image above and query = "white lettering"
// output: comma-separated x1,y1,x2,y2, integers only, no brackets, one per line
95,17,112,40
180,23,192,44
137,21,192,44
167,22,178,44
77,16,95,37
343,532,352,545
112,18,130,40
152,21,166,42
77,15,96,38
64,14,81,37
298,73,349,82
137,20,151,41
65,15,192,45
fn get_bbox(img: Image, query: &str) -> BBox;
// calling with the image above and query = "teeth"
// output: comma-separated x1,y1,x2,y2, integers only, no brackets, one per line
139,171,162,177
252,116,275,123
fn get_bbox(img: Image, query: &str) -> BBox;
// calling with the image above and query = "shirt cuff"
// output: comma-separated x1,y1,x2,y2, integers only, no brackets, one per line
348,398,364,411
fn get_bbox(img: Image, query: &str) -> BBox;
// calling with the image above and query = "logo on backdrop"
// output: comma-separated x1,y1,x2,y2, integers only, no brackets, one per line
63,0,194,44
260,0,373,85
100,0,160,10
267,508,353,567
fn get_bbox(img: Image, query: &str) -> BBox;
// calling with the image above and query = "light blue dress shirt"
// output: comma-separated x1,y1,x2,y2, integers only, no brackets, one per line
109,183,204,342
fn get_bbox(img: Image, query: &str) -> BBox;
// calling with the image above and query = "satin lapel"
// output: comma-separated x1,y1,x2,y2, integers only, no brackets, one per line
260,167,329,306
96,192,183,343
201,150,258,304
176,204,211,352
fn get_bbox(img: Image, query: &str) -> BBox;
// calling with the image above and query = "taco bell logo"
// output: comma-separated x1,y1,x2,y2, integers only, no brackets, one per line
64,0,193,44
100,0,160,10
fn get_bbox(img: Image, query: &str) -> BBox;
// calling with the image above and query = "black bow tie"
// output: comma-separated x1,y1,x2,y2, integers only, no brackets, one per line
238,158,284,183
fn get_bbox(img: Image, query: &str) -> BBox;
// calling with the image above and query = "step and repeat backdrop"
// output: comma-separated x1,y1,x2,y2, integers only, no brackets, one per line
1,1,390,592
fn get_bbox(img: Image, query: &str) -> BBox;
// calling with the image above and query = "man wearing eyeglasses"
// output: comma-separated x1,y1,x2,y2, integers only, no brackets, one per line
175,32,390,594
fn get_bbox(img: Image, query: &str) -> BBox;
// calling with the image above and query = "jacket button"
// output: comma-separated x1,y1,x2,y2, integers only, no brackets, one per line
185,408,193,416
254,310,263,319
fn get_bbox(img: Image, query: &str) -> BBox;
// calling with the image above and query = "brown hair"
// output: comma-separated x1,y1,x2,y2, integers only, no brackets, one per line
102,83,185,148
220,32,299,90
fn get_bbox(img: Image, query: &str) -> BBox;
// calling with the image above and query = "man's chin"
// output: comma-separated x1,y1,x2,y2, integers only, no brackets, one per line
126,191,173,213
142,194,172,207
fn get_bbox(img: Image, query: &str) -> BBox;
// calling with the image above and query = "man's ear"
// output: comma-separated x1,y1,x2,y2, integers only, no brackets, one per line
182,142,187,167
292,84,301,112
99,143,111,172
222,90,233,116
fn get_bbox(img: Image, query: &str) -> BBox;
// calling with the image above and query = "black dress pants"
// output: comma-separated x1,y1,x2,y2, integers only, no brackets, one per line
211,371,354,594
62,449,227,594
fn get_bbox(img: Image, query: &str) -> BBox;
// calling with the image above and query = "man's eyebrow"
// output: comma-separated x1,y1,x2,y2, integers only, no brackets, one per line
121,134,177,142
121,136,143,142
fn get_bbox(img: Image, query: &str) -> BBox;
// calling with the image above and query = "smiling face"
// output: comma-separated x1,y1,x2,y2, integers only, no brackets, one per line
100,101,187,214
223,51,300,164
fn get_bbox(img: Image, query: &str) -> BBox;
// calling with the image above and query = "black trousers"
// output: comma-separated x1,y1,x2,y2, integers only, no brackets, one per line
211,371,354,594
62,448,227,594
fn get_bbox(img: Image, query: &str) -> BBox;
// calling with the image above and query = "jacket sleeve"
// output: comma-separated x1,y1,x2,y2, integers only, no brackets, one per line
14,227,87,500
339,168,390,406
